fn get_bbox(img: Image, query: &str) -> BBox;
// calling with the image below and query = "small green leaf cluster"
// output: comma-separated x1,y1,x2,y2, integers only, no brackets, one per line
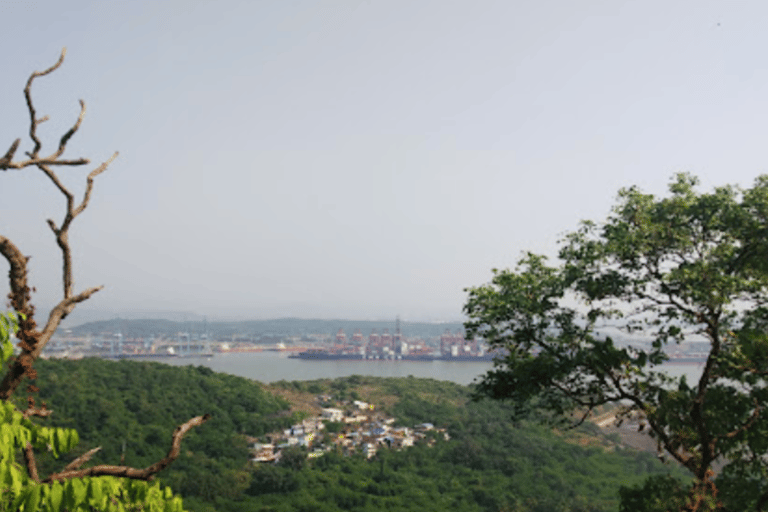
7,477,182,512
0,402,79,459
0,314,19,365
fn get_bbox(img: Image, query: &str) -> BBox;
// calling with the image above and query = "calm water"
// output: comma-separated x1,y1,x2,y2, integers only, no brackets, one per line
147,351,704,387
153,351,492,385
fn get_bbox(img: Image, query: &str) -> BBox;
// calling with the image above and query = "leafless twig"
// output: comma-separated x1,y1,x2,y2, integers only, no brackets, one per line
0,47,116,400
2,48,207,489
62,447,103,472
23,406,52,419
44,415,212,483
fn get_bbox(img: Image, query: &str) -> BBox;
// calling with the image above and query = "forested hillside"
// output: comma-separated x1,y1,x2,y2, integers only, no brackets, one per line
31,359,685,511
32,358,300,503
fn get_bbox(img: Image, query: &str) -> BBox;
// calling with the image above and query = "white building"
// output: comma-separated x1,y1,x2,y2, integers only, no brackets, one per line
353,400,371,410
321,408,344,422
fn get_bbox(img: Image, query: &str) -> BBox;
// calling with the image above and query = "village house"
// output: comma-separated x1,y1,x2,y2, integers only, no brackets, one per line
344,413,368,423
362,442,377,459
321,407,344,422
252,443,276,463
253,397,442,464
352,400,372,410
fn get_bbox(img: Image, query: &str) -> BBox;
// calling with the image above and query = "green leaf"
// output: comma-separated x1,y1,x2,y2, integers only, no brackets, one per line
54,428,68,457
8,464,26,497
67,477,87,510
87,477,106,509
48,481,64,511
164,495,184,512
22,484,41,512
66,429,79,452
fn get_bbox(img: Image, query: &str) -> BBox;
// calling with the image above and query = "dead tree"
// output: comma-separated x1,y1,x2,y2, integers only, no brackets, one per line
0,48,209,482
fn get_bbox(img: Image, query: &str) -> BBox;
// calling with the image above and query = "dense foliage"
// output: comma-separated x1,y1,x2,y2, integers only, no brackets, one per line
464,174,768,510
32,358,299,503
240,376,683,512
31,363,684,511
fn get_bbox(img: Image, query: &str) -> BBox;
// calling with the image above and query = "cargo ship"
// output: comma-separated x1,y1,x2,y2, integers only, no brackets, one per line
288,349,500,362
289,349,365,360
663,352,708,365
286,325,501,362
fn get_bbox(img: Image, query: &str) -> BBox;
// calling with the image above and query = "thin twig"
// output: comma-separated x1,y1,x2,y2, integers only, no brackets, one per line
63,447,102,472
0,138,21,169
44,415,212,483
1,157,90,170
22,406,52,419
24,47,67,158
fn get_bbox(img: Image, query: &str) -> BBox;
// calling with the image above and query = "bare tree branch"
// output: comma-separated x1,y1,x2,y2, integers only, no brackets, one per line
0,48,116,400
0,236,33,317
0,138,21,169
40,151,117,301
0,47,93,173
56,99,85,157
3,47,206,494
24,47,67,159
0,284,103,401
44,415,212,483
62,447,102,472
23,442,40,483
23,406,52,419
1,157,90,170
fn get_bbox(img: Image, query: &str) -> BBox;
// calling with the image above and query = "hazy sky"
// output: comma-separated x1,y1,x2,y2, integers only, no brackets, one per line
2,0,767,322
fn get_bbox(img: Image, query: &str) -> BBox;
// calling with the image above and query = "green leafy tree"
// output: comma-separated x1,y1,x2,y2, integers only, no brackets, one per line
0,49,208,510
464,174,768,511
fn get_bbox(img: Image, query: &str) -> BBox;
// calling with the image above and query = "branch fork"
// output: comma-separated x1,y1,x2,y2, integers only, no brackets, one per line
2,48,205,488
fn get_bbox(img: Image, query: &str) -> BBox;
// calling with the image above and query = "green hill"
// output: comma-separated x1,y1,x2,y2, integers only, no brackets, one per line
29,359,684,511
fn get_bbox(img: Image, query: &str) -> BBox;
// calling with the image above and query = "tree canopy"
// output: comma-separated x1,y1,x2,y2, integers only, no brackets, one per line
464,173,768,511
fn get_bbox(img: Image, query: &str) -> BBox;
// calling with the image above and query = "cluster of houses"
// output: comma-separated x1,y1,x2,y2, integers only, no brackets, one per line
252,398,447,463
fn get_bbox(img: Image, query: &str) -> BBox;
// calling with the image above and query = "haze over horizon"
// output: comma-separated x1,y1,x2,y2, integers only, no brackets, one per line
3,1,768,325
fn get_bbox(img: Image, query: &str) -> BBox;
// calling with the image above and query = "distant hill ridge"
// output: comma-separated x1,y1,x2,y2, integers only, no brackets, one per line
66,317,466,339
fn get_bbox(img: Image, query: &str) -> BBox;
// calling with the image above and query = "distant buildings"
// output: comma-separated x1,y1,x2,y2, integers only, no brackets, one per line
252,397,448,463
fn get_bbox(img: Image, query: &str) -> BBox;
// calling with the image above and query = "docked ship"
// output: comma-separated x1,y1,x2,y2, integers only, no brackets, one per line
664,351,708,364
102,351,178,359
438,352,498,362
289,349,499,362
289,326,500,362
290,348,365,360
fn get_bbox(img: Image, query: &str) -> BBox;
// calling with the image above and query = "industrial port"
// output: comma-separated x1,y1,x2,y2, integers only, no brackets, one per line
39,318,499,362
289,321,501,362
39,318,707,365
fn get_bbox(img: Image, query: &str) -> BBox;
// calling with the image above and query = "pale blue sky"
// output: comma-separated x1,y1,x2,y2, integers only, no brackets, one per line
1,0,766,322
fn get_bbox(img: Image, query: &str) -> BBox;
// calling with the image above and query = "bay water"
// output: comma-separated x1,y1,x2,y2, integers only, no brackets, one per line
151,351,704,387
